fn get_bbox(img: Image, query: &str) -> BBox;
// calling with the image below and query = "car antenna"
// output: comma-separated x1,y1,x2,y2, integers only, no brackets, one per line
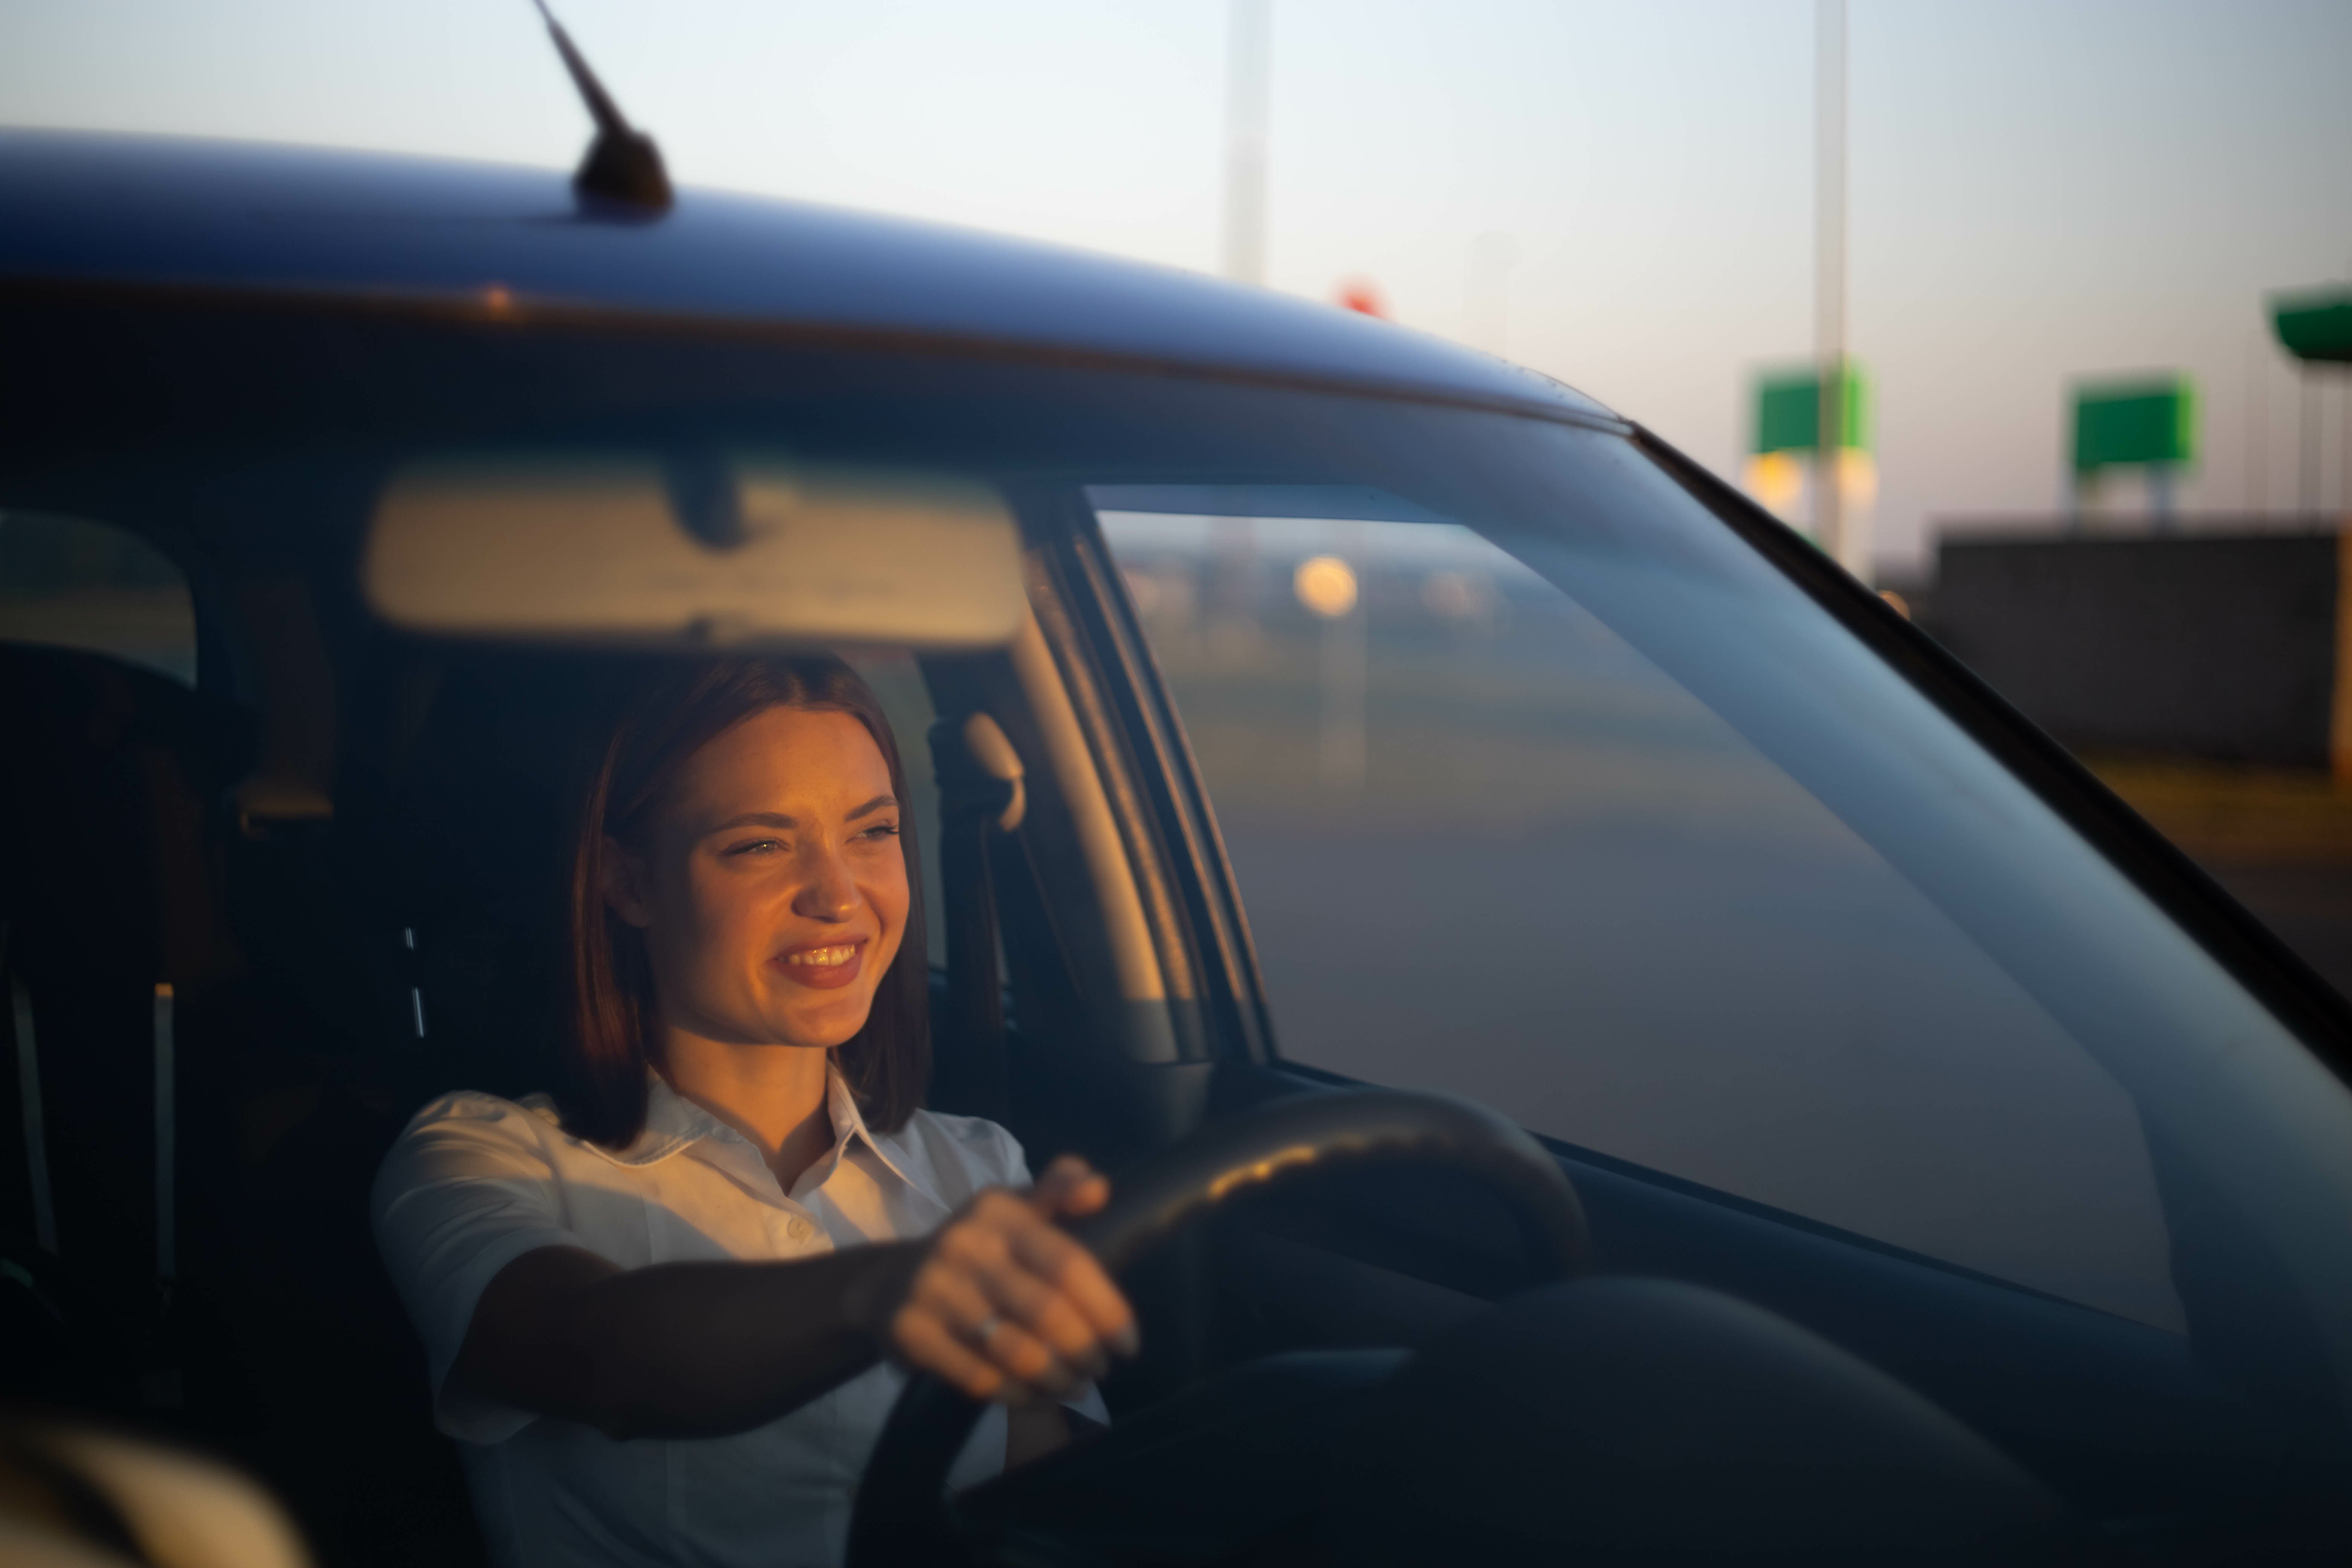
530,0,673,213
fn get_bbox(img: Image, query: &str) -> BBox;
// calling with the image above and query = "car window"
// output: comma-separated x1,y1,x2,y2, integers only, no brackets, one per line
1102,502,2186,1332
0,512,196,685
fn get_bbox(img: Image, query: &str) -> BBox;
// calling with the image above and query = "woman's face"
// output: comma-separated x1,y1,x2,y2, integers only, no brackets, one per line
605,704,910,1054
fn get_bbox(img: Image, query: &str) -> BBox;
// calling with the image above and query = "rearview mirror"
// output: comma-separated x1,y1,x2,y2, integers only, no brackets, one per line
363,453,1026,649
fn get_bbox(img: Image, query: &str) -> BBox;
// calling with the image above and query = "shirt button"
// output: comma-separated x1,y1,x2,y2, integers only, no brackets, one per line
786,1217,813,1242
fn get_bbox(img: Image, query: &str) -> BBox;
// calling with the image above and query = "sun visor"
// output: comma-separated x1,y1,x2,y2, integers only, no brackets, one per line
364,453,1026,650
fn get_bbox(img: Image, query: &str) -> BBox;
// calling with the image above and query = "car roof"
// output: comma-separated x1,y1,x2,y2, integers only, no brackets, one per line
0,128,1616,426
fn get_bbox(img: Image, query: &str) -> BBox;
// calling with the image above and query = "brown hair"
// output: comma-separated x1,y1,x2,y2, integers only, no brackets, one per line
559,655,930,1148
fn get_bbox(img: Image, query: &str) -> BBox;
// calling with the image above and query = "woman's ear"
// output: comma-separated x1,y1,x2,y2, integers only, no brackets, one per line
601,835,654,929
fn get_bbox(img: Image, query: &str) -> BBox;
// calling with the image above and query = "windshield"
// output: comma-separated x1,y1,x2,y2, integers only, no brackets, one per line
1104,500,2187,1328
861,368,2345,1427
24,314,2352,1437
1061,403,2352,1436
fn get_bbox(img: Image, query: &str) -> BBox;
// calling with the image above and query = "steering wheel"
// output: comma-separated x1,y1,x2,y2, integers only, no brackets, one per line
847,1087,1591,1568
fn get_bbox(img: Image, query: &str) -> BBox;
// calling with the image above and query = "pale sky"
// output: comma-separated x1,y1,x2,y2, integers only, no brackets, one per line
3,0,2347,573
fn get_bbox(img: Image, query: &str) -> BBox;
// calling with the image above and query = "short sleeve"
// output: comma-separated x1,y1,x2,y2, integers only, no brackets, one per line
986,1119,1033,1190
370,1093,583,1444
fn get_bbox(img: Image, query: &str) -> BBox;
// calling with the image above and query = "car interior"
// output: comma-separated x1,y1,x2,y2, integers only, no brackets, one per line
5,294,2352,1566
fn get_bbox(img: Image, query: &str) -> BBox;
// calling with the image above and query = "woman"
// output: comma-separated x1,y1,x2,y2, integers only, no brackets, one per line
372,655,1137,1568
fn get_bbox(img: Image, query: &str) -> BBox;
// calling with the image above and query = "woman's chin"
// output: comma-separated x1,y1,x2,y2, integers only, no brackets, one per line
759,996,876,1052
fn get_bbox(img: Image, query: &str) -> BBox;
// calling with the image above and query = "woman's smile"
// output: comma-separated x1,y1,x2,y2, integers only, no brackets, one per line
771,939,868,991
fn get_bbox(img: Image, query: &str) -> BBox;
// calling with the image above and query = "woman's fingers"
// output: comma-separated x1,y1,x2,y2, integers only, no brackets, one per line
974,1188,1137,1363
906,1217,1085,1396
1032,1155,1111,1219
897,1263,1076,1400
1012,1163,1135,1355
888,1164,1141,1403
965,1247,1110,1381
1004,1213,1138,1357
951,1196,1103,1384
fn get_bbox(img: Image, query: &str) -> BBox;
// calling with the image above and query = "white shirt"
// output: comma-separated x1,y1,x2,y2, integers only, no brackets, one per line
371,1067,1102,1568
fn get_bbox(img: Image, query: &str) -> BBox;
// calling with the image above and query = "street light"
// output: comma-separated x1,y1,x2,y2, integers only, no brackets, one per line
1815,0,1848,570
1294,555,1359,618
1295,551,1365,788
1224,0,1272,286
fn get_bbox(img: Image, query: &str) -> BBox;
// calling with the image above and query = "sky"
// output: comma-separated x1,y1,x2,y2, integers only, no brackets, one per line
3,0,2347,575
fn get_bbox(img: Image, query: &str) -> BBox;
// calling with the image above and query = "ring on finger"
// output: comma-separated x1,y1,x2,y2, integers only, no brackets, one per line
973,1315,1005,1350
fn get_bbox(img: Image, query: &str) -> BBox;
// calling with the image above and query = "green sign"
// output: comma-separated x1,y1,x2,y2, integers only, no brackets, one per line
1754,364,1871,455
2072,378,2197,473
2272,288,2352,364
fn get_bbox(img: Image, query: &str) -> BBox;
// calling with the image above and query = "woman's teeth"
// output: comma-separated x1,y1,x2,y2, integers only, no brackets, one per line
785,946,856,968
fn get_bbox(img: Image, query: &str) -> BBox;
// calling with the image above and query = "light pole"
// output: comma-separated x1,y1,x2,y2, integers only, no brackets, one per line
1469,231,1518,358
2302,370,2321,514
1295,551,1366,789
1814,0,1848,570
1223,0,1272,286
2249,337,2268,515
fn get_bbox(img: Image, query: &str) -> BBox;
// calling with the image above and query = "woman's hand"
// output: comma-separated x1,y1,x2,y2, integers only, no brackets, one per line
885,1155,1139,1404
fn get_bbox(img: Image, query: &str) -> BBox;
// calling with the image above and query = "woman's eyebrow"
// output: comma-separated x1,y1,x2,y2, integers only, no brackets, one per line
711,811,797,832
706,797,896,833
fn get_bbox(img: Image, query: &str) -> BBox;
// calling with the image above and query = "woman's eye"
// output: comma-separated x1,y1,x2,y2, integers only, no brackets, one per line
723,838,782,858
859,822,902,843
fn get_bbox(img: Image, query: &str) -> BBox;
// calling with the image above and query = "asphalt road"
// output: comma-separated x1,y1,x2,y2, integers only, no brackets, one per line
1213,806,2186,1335
1200,759,2352,1341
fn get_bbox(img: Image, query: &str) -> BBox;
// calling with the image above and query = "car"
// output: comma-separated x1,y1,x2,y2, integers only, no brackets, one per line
3,96,2351,1568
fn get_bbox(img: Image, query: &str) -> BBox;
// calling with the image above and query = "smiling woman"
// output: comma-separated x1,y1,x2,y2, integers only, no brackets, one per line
368,654,1136,1568
565,657,930,1150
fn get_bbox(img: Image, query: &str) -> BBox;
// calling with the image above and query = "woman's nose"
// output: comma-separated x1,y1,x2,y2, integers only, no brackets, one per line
791,845,859,922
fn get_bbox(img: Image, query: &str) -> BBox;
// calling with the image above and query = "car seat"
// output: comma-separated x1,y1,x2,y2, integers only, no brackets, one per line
0,643,251,1416
0,639,484,1568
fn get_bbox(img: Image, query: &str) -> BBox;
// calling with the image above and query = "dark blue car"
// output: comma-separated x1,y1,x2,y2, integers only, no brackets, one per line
3,116,2350,1565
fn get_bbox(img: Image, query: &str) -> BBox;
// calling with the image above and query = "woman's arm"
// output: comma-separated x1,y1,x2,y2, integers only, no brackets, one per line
449,1156,1135,1440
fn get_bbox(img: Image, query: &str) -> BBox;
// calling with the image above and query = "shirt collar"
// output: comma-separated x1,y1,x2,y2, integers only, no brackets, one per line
801,1066,930,1202
597,1072,719,1166
589,1064,936,1202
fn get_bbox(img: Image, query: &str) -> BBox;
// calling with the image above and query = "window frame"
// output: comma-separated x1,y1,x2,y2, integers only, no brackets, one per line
1015,486,1277,1070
